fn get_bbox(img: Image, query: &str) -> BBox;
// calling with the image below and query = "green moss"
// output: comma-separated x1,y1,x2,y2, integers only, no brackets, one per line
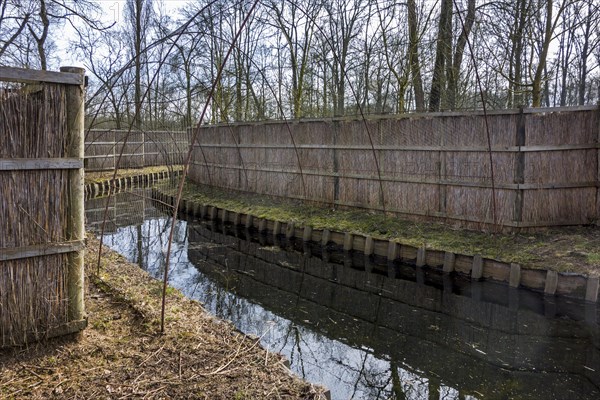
587,253,600,265
160,180,600,276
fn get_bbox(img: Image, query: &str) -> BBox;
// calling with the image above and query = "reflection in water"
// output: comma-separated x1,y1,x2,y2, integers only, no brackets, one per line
86,190,600,400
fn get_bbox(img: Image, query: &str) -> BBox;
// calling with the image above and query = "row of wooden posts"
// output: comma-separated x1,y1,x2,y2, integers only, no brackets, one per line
152,188,600,303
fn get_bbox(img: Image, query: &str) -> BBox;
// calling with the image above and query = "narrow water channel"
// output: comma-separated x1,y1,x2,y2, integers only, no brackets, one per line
85,188,600,400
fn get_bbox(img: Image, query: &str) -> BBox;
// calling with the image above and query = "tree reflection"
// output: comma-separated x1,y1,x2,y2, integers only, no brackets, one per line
87,189,598,400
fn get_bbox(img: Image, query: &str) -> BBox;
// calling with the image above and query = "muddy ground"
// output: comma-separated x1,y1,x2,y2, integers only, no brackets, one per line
0,237,328,399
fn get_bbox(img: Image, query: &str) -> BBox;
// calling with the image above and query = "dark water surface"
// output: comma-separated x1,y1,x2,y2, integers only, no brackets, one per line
86,189,600,400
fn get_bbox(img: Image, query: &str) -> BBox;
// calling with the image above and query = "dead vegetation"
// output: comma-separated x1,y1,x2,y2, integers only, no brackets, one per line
0,236,328,399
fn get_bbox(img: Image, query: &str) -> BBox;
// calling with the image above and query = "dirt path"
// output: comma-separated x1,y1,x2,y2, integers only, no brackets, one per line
0,236,328,399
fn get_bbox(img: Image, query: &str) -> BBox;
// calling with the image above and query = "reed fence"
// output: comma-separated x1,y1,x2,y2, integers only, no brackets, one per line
188,107,600,231
84,130,188,171
0,66,86,347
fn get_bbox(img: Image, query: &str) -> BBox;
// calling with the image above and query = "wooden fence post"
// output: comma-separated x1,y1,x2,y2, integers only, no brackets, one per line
439,123,447,218
514,108,526,227
141,129,146,168
61,66,86,322
597,104,600,226
332,121,340,207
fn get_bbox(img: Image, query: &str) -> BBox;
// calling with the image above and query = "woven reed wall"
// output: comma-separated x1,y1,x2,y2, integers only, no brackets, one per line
188,107,599,231
1,82,71,346
84,130,189,171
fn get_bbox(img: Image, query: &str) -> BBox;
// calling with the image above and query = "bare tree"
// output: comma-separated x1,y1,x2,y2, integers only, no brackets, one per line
530,0,572,107
0,0,107,70
266,0,321,118
407,0,425,111
429,0,452,111
323,0,367,116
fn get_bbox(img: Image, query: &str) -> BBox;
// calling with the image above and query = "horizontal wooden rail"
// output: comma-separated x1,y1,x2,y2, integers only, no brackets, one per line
0,66,83,85
85,141,188,145
85,152,183,159
193,143,599,153
192,105,599,128
0,158,83,170
0,241,84,262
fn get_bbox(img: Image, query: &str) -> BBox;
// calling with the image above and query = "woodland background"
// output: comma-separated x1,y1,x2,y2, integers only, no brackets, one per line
1,0,598,129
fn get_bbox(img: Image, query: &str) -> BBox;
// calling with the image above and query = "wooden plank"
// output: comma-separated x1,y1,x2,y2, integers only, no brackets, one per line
509,263,521,287
515,181,599,190
523,105,597,114
193,143,598,152
519,143,599,152
1,318,87,349
585,277,599,302
545,270,558,295
597,104,600,227
471,255,483,280
0,66,83,85
0,158,83,171
0,241,84,262
85,141,146,145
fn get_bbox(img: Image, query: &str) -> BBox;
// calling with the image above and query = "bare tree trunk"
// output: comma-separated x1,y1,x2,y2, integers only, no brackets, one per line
532,0,569,107
133,0,143,129
511,0,528,107
407,0,425,111
429,0,452,111
447,0,476,110
579,2,594,105
28,0,49,70
531,0,553,107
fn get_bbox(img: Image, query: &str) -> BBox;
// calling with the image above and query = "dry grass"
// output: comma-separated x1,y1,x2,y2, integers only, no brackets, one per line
0,236,328,399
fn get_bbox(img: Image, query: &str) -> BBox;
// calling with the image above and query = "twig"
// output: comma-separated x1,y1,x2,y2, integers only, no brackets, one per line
53,379,69,392
142,385,166,399
265,383,281,398
21,364,55,372
133,371,145,384
0,377,17,387
139,343,166,366
204,338,246,375
264,347,269,367
22,366,43,380
178,351,182,379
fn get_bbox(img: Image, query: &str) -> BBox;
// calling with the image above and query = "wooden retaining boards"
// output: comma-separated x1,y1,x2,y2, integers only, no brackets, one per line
151,189,600,303
83,169,182,198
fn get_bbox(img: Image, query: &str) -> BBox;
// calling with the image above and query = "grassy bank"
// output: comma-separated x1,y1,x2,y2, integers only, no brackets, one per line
164,181,600,277
0,236,327,399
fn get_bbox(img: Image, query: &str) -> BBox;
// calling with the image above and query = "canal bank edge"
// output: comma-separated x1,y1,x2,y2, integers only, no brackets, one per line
84,169,182,199
83,172,332,399
150,186,600,304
